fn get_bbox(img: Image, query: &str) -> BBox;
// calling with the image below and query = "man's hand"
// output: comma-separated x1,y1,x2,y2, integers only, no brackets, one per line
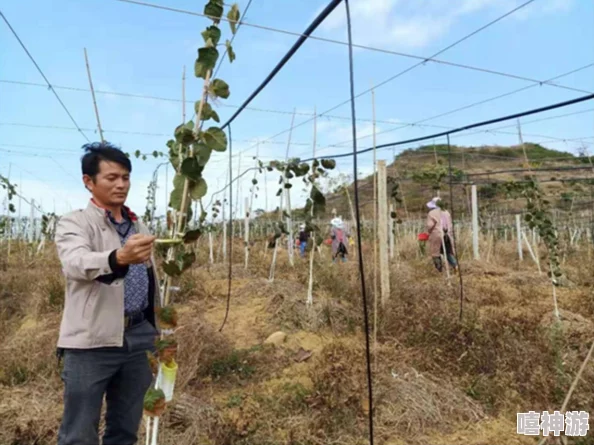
116,234,156,265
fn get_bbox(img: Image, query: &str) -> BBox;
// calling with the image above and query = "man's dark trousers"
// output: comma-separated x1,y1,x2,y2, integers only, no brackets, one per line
58,320,156,445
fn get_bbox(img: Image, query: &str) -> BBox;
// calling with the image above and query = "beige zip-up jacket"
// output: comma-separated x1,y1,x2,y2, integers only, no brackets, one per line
55,201,160,349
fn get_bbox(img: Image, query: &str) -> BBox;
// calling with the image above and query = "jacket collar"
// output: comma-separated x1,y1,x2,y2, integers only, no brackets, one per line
87,198,138,222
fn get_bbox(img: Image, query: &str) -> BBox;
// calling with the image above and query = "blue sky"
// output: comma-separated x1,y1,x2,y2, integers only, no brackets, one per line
1,0,593,218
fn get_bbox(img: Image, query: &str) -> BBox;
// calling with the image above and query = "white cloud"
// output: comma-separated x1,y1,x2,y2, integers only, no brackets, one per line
318,0,574,49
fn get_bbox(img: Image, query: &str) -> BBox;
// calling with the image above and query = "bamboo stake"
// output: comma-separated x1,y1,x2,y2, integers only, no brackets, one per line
229,153,241,241
537,340,594,445
164,70,211,307
244,197,250,269
522,231,542,274
84,48,104,142
371,86,379,372
269,112,294,281
6,163,11,260
208,230,214,264
307,108,317,306
284,110,297,266
182,66,186,122
222,172,228,262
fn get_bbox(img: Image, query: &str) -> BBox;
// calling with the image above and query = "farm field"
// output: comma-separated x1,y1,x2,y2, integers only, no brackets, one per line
1,224,593,444
2,0,594,443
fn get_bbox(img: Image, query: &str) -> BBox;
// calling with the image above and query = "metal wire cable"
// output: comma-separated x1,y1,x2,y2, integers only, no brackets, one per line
226,0,551,159
0,11,90,142
344,1,374,443
108,0,588,98
308,63,594,155
298,93,594,162
218,124,233,332
220,0,343,129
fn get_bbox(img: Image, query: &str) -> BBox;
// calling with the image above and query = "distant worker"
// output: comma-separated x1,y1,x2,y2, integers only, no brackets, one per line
298,224,310,258
426,197,458,273
330,217,349,263
55,142,158,445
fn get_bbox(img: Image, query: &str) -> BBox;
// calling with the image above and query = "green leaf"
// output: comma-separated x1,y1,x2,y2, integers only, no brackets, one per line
169,174,188,211
310,185,326,215
181,252,196,271
152,150,159,158
181,157,204,182
195,47,219,79
321,159,336,170
284,183,292,189
173,173,185,190
195,100,220,123
209,79,230,99
144,388,166,411
163,261,182,277
204,0,224,23
183,229,202,243
202,127,227,152
201,25,221,45
227,3,240,34
189,177,208,200
134,150,141,158
194,143,212,166
174,122,196,145
225,40,236,63
252,179,258,185
169,187,183,211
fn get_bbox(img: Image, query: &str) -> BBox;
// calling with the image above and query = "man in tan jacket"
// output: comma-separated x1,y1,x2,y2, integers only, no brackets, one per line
56,142,159,445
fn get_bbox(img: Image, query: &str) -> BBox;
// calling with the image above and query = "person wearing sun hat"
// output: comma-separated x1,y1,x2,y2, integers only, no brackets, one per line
426,196,457,272
330,216,349,263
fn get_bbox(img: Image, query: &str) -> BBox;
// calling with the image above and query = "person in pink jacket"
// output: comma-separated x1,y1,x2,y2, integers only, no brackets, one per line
426,197,458,272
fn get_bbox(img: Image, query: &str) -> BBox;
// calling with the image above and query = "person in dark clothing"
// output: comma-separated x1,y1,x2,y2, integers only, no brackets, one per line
298,224,310,258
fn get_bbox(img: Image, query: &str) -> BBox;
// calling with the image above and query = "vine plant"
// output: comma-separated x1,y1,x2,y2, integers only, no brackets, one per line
0,175,17,242
499,179,562,283
387,176,403,223
143,0,240,424
0,174,17,214
263,157,335,248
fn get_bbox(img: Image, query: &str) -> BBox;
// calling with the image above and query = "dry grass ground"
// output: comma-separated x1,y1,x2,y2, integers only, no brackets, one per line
1,234,593,445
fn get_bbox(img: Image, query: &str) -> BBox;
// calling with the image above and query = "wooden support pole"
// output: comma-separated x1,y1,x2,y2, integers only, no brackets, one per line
471,184,480,260
377,161,390,307
307,107,317,306
222,199,227,262
389,203,395,260
523,230,542,274
244,197,250,269
208,230,214,264
284,110,296,266
182,66,186,122
84,48,104,142
6,163,11,259
516,214,523,261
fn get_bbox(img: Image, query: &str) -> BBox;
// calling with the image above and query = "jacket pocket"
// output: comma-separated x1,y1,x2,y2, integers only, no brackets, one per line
82,282,100,320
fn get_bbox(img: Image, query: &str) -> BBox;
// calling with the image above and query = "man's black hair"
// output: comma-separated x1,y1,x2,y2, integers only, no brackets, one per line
81,141,132,178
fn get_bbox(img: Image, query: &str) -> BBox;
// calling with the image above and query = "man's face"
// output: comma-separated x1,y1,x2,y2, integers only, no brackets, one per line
83,160,130,207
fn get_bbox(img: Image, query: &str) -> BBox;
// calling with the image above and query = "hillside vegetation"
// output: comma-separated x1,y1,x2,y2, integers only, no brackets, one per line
324,143,591,220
